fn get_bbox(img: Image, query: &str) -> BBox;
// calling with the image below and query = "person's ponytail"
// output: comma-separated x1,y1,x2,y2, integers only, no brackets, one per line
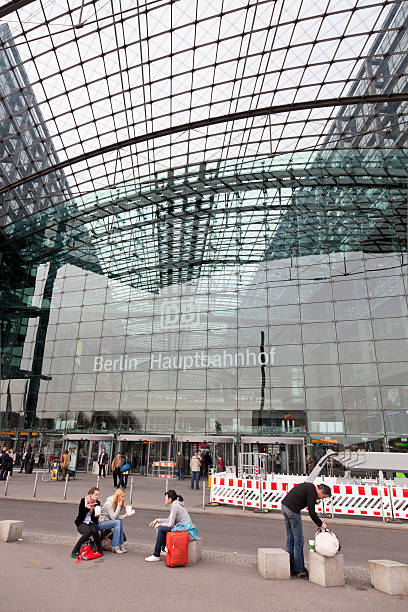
177,494,184,502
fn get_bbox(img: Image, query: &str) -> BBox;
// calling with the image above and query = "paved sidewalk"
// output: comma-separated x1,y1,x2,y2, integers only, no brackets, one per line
2,471,408,530
1,540,407,612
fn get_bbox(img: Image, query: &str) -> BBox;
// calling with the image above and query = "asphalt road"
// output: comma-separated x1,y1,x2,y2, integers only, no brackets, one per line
1,498,407,565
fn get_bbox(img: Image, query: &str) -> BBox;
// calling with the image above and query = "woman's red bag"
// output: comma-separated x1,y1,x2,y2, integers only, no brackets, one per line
76,543,102,563
165,531,189,567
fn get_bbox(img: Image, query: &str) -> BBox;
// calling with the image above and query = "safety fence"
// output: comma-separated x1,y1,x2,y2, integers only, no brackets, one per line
151,461,175,478
210,475,408,521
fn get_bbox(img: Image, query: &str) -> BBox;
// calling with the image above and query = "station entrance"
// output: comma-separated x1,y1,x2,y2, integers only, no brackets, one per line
62,434,114,472
117,435,171,475
175,435,235,476
240,436,305,475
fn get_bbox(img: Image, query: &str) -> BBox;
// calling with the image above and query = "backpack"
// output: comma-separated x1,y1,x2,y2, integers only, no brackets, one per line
314,529,341,558
76,543,102,563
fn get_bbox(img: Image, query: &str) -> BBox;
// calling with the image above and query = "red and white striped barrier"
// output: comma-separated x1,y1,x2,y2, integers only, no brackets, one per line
261,480,324,513
211,476,261,509
211,476,407,520
389,485,408,519
327,483,390,519
153,462,175,468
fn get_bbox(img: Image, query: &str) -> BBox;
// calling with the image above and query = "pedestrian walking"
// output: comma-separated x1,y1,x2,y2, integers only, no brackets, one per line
24,447,33,473
98,447,108,478
306,454,316,475
216,455,225,473
145,490,194,562
111,452,123,488
71,486,103,559
203,451,213,477
19,449,27,473
119,454,131,489
98,488,130,554
0,447,9,480
281,482,331,579
175,451,185,480
61,449,71,479
38,451,45,468
190,452,201,490
8,449,15,477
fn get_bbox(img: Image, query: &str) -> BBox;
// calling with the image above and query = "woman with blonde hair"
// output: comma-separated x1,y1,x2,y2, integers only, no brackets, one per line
98,488,131,554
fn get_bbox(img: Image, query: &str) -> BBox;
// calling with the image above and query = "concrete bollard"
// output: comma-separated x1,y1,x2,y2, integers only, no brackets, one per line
368,559,408,595
188,537,202,565
0,520,23,543
258,548,291,580
4,474,9,496
308,551,345,587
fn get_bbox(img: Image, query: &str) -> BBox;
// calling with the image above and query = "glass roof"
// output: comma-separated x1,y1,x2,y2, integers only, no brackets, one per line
0,0,407,290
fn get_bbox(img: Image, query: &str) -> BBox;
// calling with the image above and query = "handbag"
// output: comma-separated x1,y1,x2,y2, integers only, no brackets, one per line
101,531,113,551
314,528,341,557
76,543,102,563
120,462,130,473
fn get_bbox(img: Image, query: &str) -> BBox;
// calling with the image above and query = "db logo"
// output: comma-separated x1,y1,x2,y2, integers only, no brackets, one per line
161,298,200,330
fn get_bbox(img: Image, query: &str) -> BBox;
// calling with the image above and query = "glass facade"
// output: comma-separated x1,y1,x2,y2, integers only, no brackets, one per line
2,248,408,453
1,1,408,462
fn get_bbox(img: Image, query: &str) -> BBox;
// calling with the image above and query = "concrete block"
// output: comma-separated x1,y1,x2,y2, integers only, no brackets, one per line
0,520,24,543
308,551,345,587
258,548,291,580
368,559,408,595
188,537,202,565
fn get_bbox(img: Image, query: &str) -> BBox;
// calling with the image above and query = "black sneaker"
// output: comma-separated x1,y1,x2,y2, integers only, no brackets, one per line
71,552,79,559
296,570,309,580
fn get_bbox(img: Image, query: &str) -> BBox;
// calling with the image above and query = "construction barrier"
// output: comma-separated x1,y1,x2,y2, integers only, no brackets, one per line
211,476,261,509
327,483,391,519
389,485,408,519
262,479,324,513
151,461,175,478
210,475,408,521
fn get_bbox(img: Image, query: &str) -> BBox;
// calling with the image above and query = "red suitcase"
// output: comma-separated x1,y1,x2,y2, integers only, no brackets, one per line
165,531,189,567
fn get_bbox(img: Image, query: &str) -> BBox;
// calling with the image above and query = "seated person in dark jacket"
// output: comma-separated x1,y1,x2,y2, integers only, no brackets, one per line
71,486,103,559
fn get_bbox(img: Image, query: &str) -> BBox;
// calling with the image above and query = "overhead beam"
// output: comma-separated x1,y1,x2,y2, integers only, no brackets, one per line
0,0,38,19
1,92,408,196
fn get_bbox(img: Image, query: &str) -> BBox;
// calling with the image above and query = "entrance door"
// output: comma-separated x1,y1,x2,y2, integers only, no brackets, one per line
177,441,234,476
76,440,90,471
288,443,303,474
120,441,149,475
212,442,233,471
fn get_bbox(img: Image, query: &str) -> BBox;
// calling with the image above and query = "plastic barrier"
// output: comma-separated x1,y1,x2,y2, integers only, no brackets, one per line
211,476,261,509
389,485,408,519
325,483,391,519
152,461,175,478
211,475,406,520
262,479,324,513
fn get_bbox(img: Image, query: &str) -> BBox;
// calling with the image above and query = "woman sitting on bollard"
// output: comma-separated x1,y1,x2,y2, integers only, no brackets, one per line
145,489,197,562
98,487,132,554
71,486,103,559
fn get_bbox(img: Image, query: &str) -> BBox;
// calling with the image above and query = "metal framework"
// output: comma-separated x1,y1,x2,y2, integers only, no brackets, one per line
0,0,407,292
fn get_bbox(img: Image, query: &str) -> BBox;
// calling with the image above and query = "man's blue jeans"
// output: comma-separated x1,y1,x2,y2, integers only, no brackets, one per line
154,526,172,557
281,504,305,573
191,471,200,489
177,468,184,480
98,519,124,550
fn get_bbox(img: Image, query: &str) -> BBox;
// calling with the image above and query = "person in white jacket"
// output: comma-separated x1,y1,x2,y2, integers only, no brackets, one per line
98,488,132,554
145,490,192,562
